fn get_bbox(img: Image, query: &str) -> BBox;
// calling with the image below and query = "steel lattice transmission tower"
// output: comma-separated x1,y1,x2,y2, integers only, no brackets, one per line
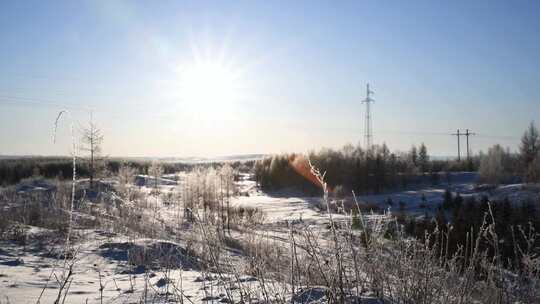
362,83,375,149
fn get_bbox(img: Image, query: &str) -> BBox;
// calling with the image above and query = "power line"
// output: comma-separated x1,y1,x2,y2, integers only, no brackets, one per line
0,91,167,114
0,87,109,101
0,93,525,143
377,130,452,136
475,134,520,141
376,129,519,141
0,96,179,120
0,97,91,112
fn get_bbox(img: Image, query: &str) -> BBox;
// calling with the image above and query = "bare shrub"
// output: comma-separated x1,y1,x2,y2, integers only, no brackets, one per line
228,206,266,228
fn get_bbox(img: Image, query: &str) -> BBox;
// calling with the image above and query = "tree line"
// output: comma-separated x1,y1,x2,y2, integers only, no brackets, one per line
255,122,540,194
399,191,539,271
478,122,540,184
0,157,255,186
1,120,255,186
255,142,472,194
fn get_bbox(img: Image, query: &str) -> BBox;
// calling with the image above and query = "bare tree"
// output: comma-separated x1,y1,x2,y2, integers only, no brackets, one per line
80,120,104,190
220,164,234,234
149,160,164,194
118,163,137,199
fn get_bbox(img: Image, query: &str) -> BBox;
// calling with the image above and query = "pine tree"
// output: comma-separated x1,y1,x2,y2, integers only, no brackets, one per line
520,121,540,167
418,143,429,173
410,145,418,167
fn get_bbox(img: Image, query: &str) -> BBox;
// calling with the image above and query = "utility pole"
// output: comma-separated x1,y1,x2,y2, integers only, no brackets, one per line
464,129,476,162
452,129,461,161
362,83,375,149
451,129,475,163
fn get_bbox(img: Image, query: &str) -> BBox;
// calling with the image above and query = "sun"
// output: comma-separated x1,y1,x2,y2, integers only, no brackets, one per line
177,60,244,107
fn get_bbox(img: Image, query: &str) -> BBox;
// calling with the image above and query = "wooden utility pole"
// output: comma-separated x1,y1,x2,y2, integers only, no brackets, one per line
451,129,475,164
452,129,461,161
464,129,476,162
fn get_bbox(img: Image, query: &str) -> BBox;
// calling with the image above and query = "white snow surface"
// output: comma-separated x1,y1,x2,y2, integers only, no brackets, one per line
2,171,538,303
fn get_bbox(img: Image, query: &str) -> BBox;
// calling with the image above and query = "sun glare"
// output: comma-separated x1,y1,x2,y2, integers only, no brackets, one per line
178,61,244,107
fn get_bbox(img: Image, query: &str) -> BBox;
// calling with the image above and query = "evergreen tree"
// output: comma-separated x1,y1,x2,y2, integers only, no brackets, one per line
410,145,418,167
418,143,429,172
520,121,540,167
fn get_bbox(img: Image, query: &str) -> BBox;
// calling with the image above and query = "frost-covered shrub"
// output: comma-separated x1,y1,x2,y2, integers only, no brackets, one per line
478,144,515,184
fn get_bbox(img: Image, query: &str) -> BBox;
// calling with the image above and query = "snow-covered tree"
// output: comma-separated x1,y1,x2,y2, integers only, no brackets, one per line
478,144,511,184
148,161,163,194
118,163,137,199
80,121,104,189
220,164,235,233
520,121,540,166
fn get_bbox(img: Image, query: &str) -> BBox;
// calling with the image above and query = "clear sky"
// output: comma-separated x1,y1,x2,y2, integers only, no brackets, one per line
1,0,539,157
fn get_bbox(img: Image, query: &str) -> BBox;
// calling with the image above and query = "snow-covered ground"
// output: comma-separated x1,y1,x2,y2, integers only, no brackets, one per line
232,174,330,225
232,172,539,221
2,171,538,303
353,174,540,215
0,172,378,303
0,229,263,304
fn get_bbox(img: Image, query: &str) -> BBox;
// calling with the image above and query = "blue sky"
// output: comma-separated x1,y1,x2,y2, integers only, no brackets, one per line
1,0,539,157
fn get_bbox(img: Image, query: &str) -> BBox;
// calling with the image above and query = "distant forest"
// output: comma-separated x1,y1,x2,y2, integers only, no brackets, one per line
255,122,540,194
255,143,481,195
0,157,253,185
